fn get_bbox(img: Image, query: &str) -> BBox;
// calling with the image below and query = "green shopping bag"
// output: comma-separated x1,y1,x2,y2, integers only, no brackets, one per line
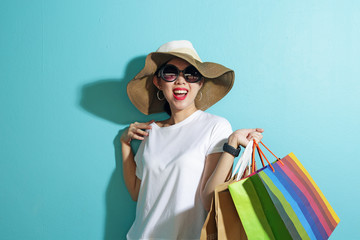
228,173,292,239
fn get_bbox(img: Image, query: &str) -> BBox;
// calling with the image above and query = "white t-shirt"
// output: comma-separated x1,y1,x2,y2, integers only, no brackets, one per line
127,110,232,240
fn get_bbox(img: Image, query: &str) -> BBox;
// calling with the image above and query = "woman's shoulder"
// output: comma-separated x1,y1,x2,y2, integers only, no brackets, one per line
197,111,233,135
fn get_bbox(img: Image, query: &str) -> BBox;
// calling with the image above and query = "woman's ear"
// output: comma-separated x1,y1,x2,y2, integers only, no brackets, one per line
153,76,161,90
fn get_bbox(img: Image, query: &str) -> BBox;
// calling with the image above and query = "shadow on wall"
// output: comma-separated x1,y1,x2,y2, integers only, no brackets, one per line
80,56,151,125
79,56,166,239
103,129,142,240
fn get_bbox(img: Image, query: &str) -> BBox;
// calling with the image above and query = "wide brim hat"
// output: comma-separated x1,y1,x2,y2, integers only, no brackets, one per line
127,40,235,115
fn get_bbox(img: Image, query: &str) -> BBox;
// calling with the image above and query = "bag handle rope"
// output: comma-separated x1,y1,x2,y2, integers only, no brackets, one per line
250,139,284,173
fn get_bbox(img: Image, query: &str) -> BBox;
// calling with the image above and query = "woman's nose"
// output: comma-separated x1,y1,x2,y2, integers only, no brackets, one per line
175,72,186,84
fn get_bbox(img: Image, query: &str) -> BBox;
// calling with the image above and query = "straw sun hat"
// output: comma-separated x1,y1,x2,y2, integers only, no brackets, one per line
127,40,235,115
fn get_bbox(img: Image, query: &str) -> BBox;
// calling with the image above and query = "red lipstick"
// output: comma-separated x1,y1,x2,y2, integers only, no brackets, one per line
173,88,188,100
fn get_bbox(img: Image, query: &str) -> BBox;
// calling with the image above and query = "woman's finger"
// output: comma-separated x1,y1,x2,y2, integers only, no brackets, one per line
251,132,263,139
130,125,151,134
128,120,154,140
131,133,145,141
250,137,260,143
129,132,144,140
135,128,149,137
248,132,263,143
247,132,260,139
255,128,264,133
135,121,154,130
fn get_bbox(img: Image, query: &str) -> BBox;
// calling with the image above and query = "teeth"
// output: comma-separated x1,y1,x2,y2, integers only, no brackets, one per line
173,90,188,94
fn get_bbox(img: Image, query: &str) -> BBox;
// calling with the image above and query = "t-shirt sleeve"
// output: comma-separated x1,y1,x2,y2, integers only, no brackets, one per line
135,155,143,180
134,142,145,180
206,118,233,156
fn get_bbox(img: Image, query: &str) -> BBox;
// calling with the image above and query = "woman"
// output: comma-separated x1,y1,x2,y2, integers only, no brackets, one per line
121,40,263,239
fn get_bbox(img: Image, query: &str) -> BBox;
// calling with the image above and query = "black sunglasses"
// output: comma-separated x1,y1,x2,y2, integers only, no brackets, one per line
157,64,203,83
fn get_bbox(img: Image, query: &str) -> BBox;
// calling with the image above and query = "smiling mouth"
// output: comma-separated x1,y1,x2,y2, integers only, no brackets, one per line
173,89,188,100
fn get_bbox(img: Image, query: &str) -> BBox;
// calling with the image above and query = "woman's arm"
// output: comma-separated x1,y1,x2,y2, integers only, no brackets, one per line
120,121,153,201
200,128,264,211
121,141,141,201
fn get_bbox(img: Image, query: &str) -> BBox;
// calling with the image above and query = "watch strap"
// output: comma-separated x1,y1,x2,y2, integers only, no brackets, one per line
223,142,241,157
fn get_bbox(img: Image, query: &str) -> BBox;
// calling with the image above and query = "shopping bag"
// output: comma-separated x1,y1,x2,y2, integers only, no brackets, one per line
228,140,340,240
201,143,253,240
200,179,246,240
200,196,217,240
215,178,247,240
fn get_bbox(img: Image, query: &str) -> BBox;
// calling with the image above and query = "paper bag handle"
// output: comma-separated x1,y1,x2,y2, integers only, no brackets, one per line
232,140,254,180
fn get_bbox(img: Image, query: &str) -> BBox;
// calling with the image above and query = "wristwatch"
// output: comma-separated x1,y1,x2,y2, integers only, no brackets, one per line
223,142,241,157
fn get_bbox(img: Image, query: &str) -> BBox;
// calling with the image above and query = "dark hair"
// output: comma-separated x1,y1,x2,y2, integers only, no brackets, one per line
164,101,171,116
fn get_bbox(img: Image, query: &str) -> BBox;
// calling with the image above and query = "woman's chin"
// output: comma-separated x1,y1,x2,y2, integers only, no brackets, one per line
170,102,197,113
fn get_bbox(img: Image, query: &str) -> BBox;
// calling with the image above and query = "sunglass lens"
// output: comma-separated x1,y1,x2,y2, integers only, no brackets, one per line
161,65,178,81
184,66,201,82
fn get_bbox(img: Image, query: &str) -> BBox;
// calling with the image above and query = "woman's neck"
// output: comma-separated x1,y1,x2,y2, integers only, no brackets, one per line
167,105,198,125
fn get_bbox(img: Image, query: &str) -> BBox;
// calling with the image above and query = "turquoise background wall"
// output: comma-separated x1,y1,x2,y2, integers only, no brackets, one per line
1,0,359,239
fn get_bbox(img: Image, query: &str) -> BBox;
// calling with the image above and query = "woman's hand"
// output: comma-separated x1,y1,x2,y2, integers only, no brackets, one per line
120,120,154,145
228,128,264,148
